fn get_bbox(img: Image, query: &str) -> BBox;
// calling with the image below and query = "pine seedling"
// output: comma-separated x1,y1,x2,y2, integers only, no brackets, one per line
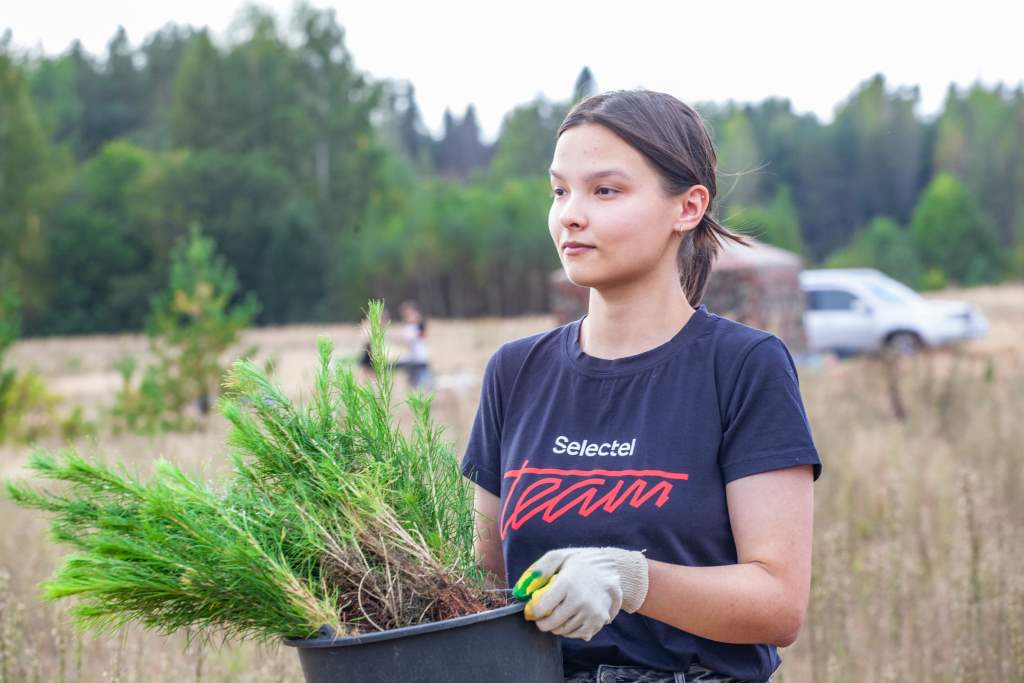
6,299,500,645
5,450,341,642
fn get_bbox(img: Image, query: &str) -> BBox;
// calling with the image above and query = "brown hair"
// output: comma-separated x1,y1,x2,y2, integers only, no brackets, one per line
557,89,749,307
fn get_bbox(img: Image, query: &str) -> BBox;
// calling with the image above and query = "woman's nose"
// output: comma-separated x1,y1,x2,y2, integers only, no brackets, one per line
558,195,587,230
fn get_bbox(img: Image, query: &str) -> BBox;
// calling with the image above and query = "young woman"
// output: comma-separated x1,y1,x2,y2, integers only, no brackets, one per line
460,90,822,683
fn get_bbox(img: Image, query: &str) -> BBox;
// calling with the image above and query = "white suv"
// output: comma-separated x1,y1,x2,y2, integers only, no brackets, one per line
799,268,989,356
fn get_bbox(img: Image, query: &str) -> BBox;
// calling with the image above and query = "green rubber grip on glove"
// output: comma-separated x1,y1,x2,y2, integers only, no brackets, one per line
513,567,551,601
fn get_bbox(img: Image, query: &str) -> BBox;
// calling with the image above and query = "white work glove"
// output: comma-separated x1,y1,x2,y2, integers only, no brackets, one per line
514,547,649,641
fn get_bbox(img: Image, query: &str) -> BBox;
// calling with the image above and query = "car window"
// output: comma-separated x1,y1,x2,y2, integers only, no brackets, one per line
806,289,858,311
865,283,907,304
866,278,921,303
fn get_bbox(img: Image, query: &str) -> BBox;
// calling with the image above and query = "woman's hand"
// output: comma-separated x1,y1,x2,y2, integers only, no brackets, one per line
514,547,649,641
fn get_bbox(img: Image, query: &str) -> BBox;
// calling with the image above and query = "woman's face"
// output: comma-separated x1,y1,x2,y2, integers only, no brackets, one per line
548,123,702,292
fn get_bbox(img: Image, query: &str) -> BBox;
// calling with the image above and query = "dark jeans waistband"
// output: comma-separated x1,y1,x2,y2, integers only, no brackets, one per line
564,663,759,683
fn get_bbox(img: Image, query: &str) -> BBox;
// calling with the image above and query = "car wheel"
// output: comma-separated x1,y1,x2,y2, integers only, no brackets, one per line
885,331,924,356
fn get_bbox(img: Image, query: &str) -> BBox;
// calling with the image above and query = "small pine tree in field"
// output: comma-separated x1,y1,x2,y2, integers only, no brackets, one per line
0,292,92,443
0,291,23,440
108,355,173,434
148,224,260,415
111,225,259,433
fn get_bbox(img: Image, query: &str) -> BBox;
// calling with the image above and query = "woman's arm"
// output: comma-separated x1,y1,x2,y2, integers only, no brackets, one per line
472,484,507,588
637,464,814,647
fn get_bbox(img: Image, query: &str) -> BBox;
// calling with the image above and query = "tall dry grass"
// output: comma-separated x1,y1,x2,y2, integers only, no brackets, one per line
1,289,1021,682
780,282,1024,683
783,344,1024,682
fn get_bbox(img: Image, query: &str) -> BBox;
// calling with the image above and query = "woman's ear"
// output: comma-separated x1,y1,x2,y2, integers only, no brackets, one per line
675,185,710,233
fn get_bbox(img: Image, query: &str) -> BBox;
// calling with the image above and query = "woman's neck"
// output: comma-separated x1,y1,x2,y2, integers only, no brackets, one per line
580,272,695,360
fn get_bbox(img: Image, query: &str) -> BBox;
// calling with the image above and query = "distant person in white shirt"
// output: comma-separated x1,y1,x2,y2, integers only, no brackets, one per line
394,300,433,390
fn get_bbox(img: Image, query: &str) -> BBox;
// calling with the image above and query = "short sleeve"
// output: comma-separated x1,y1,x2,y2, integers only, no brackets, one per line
460,348,504,496
719,336,823,483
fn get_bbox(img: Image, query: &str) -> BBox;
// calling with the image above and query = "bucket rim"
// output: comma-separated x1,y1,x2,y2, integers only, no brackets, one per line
282,594,525,649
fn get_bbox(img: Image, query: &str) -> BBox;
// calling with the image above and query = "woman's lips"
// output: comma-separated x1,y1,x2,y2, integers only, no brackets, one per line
563,245,595,256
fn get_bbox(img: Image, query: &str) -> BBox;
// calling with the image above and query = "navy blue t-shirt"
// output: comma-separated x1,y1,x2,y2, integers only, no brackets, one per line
459,304,822,682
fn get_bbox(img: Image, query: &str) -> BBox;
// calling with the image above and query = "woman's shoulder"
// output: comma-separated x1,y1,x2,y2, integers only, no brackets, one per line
485,321,572,383
701,310,802,394
494,322,569,360
703,308,785,359
697,309,804,390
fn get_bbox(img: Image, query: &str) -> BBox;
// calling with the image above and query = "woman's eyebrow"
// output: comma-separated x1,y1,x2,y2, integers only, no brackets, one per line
548,168,632,181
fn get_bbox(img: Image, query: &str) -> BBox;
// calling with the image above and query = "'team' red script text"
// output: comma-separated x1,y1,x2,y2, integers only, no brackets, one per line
499,460,689,539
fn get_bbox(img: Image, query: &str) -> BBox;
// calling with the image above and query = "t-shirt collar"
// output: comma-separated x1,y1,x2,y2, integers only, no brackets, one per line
564,304,712,377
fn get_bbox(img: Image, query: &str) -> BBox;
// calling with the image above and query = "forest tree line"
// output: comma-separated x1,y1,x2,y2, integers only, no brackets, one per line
2,3,1022,336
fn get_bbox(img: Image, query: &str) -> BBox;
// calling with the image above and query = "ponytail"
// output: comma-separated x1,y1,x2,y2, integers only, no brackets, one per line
677,213,749,308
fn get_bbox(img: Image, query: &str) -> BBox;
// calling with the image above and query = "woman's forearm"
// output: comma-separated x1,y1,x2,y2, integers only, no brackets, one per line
473,535,507,588
637,559,805,647
472,485,507,589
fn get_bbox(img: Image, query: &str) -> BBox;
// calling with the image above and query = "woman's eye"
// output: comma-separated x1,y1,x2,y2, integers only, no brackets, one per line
551,187,617,198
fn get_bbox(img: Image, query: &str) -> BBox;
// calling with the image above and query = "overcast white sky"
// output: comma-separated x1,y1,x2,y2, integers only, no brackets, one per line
6,0,1022,142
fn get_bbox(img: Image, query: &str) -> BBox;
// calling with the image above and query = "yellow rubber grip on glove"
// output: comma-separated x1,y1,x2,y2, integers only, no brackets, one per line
523,580,555,621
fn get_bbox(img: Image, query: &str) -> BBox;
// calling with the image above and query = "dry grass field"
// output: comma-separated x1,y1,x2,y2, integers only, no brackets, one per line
2,283,1022,682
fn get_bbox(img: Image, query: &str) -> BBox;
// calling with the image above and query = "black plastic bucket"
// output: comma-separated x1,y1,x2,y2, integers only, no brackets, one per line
283,597,563,683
